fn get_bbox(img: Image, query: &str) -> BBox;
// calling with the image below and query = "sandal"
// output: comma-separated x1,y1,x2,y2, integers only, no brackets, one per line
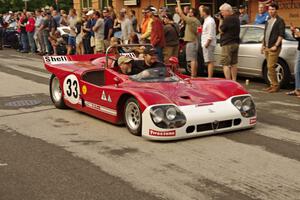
286,91,298,96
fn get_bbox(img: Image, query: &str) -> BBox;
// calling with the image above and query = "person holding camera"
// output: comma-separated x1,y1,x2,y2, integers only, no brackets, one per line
218,3,240,81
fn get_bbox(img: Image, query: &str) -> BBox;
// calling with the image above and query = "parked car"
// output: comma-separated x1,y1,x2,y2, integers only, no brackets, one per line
43,44,256,141
214,24,297,88
3,26,19,49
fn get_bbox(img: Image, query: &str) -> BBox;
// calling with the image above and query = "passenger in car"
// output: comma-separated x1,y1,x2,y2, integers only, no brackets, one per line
117,48,165,75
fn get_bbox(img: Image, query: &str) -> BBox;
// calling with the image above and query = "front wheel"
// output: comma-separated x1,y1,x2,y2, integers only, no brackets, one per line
49,74,67,109
124,98,142,136
263,59,291,88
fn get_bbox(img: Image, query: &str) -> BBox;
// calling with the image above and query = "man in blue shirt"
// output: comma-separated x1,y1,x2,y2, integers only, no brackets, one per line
255,3,269,24
103,8,113,49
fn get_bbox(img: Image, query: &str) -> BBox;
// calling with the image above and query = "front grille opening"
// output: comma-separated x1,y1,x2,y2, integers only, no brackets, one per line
186,126,195,133
195,119,234,133
197,123,212,132
218,120,233,129
234,118,242,126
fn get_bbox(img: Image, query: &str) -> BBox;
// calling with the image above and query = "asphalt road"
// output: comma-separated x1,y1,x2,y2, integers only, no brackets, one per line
0,49,300,200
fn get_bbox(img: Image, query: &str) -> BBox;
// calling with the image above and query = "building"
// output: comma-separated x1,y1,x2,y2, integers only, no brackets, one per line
72,0,300,26
73,0,244,21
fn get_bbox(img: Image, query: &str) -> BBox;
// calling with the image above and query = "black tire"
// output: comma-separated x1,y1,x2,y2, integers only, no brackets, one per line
124,98,142,136
49,74,67,109
263,58,291,88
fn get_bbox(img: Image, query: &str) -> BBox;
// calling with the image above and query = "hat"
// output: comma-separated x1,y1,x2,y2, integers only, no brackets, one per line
9,11,13,14
150,7,158,16
103,8,109,13
118,56,133,65
143,47,157,55
239,5,246,9
86,10,94,16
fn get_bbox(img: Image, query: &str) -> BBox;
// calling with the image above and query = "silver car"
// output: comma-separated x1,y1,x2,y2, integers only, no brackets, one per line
215,25,297,87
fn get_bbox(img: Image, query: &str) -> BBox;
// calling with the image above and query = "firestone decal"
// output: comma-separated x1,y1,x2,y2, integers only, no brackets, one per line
63,74,80,104
149,129,176,137
250,117,257,125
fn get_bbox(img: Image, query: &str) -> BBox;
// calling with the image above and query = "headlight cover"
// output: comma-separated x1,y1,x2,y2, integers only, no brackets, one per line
150,105,186,129
231,96,256,118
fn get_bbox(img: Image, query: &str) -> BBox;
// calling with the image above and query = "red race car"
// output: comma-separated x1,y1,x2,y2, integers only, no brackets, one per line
43,44,256,140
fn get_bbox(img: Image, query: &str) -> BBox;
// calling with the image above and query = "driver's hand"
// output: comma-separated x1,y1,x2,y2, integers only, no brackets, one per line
141,70,150,78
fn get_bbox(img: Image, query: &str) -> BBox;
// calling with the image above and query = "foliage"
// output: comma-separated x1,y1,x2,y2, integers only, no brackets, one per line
0,0,73,13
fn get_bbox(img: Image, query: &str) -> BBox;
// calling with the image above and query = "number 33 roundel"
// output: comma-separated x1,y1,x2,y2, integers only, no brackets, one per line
63,74,80,104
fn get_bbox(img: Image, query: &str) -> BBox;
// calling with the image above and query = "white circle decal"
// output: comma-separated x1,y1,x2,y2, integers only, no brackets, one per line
63,74,80,104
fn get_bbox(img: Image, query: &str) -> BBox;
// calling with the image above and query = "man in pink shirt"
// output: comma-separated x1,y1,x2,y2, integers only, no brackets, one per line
26,12,36,53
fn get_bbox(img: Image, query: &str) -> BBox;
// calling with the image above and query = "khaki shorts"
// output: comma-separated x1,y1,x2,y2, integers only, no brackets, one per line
220,43,239,66
95,38,105,52
186,42,198,62
202,45,215,63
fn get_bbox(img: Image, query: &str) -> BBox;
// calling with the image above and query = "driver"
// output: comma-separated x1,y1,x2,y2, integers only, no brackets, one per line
118,47,166,75
142,47,165,69
118,56,143,75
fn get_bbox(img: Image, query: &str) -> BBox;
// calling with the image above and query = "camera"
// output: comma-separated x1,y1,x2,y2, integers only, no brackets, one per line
214,12,223,19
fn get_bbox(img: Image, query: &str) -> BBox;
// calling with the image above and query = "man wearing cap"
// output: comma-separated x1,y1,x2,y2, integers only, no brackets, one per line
239,5,249,25
118,56,142,75
117,47,165,75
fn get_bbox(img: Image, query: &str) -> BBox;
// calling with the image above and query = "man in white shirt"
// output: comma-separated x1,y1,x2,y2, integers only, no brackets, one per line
201,6,216,78
119,12,133,44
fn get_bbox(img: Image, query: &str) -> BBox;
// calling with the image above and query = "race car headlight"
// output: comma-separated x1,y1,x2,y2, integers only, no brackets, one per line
152,108,164,123
231,96,256,118
242,97,252,112
166,107,177,120
150,105,186,129
233,99,242,110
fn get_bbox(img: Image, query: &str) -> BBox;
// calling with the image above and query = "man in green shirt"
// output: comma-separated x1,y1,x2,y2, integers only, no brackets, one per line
177,0,201,78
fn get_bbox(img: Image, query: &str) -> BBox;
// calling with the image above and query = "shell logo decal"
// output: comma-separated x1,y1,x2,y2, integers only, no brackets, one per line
82,85,87,95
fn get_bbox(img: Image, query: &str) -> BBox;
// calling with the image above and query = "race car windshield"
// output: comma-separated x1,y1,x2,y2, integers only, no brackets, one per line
129,67,180,82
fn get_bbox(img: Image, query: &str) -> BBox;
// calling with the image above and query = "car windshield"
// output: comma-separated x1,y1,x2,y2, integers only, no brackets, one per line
129,67,180,82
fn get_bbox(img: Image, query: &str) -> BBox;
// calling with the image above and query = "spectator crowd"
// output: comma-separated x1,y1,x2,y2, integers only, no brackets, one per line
0,1,299,96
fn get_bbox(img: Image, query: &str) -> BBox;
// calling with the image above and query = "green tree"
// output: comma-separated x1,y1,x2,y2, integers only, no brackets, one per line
0,0,73,13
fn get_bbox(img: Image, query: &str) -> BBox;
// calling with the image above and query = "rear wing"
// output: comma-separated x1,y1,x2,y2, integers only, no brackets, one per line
43,54,106,65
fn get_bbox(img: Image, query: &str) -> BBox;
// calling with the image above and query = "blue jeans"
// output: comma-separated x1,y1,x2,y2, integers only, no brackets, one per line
43,31,51,54
27,31,36,53
154,46,164,62
20,32,29,52
0,27,3,48
295,51,300,90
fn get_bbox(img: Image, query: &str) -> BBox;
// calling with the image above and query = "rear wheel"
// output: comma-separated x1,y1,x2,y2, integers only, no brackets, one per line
49,74,67,109
124,98,142,136
263,58,291,88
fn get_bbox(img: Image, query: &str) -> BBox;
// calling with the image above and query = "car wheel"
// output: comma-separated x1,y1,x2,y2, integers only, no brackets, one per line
263,58,291,88
49,74,67,109
124,98,142,136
